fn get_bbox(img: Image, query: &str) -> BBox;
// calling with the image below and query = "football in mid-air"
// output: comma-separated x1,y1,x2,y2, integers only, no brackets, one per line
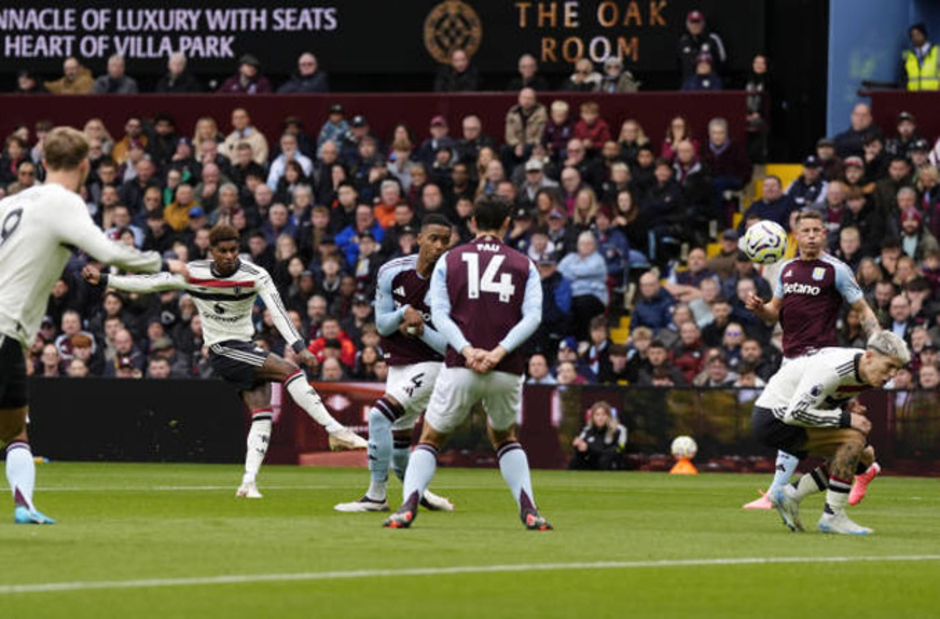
670,435,698,459
740,220,788,265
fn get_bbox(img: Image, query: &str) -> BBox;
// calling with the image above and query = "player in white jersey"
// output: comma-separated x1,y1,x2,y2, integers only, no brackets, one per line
751,332,909,535
334,214,455,513
83,224,366,499
0,127,175,524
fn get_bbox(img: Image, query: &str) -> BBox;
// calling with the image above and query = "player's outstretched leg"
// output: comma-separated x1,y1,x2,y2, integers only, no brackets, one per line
496,440,551,531
744,450,799,510
237,407,273,499
280,368,366,450
849,446,880,506
384,443,439,528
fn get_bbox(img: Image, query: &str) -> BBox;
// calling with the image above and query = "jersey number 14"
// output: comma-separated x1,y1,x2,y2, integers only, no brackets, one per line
462,253,515,303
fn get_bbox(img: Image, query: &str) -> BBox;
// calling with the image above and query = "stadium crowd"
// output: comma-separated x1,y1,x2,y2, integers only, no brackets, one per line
3,14,939,392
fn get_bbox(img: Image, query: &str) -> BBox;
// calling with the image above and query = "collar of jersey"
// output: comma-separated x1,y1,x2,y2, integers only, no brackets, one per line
210,260,241,279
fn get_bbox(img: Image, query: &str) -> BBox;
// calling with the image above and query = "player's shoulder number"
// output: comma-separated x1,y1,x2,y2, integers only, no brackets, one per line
461,251,515,303
0,207,24,250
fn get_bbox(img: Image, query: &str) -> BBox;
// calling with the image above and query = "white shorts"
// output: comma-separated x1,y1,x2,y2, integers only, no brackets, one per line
385,361,442,431
423,367,523,434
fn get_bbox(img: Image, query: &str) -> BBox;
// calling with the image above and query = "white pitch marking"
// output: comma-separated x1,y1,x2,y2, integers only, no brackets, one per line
2,555,938,595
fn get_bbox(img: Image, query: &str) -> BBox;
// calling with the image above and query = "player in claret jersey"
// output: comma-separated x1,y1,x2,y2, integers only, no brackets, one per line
0,127,176,524
334,214,456,513
83,224,366,500
744,210,884,510
384,195,551,531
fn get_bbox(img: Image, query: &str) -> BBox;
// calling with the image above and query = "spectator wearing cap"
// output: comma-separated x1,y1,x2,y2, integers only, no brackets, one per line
45,57,94,95
339,114,376,165
677,10,727,83
218,54,272,93
278,52,329,93
721,251,772,301
681,52,723,91
530,256,572,356
163,184,199,232
593,206,629,280
704,229,739,280
316,104,349,151
901,23,939,91
815,137,843,181
786,155,828,209
841,156,869,193
92,54,139,94
155,52,202,93
507,53,550,92
416,116,455,168
15,69,47,94
886,111,923,159
518,159,558,207
506,206,535,254
434,48,480,92
900,205,940,261
223,108,269,166
597,56,639,93
341,293,374,347
908,138,931,174
833,103,883,159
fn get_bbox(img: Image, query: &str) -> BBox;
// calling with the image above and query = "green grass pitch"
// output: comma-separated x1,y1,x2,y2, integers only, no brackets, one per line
1,463,938,618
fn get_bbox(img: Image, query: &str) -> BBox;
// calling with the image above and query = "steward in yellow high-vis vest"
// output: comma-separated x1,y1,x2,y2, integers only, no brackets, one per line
903,23,940,91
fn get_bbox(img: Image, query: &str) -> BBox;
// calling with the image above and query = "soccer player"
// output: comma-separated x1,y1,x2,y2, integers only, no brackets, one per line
752,332,909,534
0,127,174,524
743,210,882,509
384,195,552,530
334,214,456,513
83,224,366,499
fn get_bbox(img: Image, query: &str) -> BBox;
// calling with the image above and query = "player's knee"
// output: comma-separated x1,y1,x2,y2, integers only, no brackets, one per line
371,397,402,427
861,444,876,464
0,409,27,443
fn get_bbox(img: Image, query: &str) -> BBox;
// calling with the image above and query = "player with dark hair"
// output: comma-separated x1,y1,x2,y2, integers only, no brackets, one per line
752,332,909,534
384,195,551,530
335,214,456,513
0,127,177,524
83,224,366,499
743,209,883,510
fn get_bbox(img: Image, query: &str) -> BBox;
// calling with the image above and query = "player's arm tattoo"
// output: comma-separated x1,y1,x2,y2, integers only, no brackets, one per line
853,299,881,337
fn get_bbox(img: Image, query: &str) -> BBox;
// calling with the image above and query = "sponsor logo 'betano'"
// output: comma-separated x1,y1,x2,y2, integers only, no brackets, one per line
783,282,821,296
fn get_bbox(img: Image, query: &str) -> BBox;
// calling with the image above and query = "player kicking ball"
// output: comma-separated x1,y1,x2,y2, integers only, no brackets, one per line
83,224,366,499
335,215,456,513
0,127,182,524
751,332,909,535
384,195,551,531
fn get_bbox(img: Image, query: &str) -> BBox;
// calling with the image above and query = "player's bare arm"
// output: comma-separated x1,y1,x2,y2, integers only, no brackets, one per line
745,293,781,322
852,298,882,336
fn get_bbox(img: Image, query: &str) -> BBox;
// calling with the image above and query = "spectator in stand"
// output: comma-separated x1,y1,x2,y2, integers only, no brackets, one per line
745,54,770,162
38,344,63,377
531,255,572,356
597,56,639,93
561,58,601,91
661,115,698,162
677,10,727,83
223,108,269,165
118,157,159,213
873,157,914,221
572,101,611,155
737,176,796,233
16,69,47,94
110,116,147,167
681,53,723,90
307,317,357,367
834,103,882,159
454,115,495,167
526,353,556,385
434,49,480,92
336,203,385,266
640,158,684,263
786,155,827,209
504,87,548,167
92,54,138,94
887,111,922,158
373,179,403,228
558,232,608,340
192,117,223,159
5,160,37,196
862,133,889,182
267,133,313,190
633,271,675,333
637,340,685,385
163,184,199,232
694,350,737,387
155,52,202,93
664,247,718,303
317,105,349,152
45,57,94,94
218,54,271,94
542,100,575,162
900,23,939,91
416,116,454,167
616,119,650,167
900,207,940,261
814,180,847,245
569,401,626,471
671,321,706,383
507,53,549,91
816,137,843,181
673,140,714,232
278,52,329,93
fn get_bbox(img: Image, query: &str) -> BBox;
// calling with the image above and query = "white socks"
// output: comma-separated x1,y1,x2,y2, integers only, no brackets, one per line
284,371,341,432
243,408,273,484
6,441,35,510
